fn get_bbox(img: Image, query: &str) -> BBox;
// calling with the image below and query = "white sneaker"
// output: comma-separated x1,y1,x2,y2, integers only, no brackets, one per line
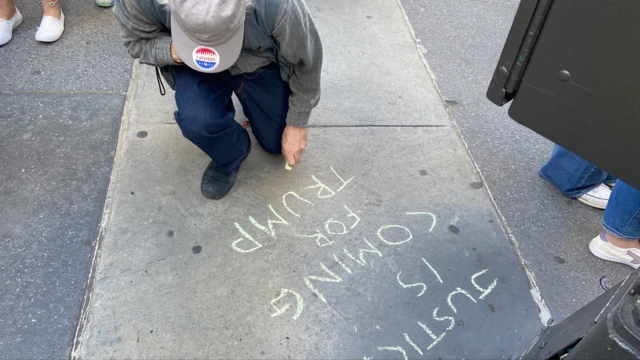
589,232,640,269
577,183,611,210
35,11,64,43
0,7,23,46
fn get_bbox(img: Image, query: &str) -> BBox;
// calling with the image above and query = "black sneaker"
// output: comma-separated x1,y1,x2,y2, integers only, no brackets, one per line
201,130,252,199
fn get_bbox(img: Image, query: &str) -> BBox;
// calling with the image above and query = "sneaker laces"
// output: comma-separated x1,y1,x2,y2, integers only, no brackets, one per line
588,184,610,198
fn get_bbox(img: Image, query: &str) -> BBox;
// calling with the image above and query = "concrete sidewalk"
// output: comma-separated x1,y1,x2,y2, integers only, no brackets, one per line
73,0,542,358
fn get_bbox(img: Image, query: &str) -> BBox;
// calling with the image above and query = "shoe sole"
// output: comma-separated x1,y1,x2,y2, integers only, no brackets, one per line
202,188,229,200
577,196,607,210
589,239,640,269
201,131,252,200
35,32,64,42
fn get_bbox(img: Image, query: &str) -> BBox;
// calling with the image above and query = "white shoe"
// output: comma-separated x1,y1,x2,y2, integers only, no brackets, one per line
35,11,64,43
94,0,115,7
0,7,23,46
577,183,611,210
589,232,640,269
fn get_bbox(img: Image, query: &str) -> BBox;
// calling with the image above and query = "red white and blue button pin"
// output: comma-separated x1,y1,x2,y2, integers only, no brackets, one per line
192,46,220,72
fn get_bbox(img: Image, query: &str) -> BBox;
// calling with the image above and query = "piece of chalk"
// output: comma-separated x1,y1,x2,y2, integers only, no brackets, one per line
285,162,292,171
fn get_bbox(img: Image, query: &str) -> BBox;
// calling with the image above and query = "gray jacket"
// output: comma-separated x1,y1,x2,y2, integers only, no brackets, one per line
113,0,323,127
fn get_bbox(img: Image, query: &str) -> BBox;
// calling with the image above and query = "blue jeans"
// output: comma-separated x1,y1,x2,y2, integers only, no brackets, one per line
539,145,616,198
540,145,640,240
173,64,289,173
604,181,640,240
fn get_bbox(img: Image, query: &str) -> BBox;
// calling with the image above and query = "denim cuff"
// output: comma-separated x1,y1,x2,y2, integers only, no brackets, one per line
603,215,640,240
538,170,600,199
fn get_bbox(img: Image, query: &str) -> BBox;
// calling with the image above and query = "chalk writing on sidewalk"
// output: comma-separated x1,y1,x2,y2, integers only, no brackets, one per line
231,166,354,254
363,267,498,358
228,165,498,357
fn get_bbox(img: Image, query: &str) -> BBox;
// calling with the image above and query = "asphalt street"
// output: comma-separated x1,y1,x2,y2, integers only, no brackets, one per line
0,0,130,357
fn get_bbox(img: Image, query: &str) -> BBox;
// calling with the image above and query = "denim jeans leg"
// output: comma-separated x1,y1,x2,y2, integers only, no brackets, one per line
603,174,618,186
602,181,640,240
173,66,249,173
539,145,609,198
234,64,290,155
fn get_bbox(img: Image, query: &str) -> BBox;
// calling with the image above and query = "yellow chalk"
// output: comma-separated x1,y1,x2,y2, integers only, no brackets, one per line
285,162,292,171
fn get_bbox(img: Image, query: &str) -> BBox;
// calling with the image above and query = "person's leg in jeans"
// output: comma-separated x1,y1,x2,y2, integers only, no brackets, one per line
589,181,640,268
234,64,290,155
540,144,614,209
173,66,250,199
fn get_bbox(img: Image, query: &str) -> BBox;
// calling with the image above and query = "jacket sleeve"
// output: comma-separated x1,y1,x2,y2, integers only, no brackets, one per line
272,0,323,128
112,0,178,67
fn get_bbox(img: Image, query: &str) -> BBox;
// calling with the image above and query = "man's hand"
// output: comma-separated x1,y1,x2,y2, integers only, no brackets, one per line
170,41,183,63
282,125,308,167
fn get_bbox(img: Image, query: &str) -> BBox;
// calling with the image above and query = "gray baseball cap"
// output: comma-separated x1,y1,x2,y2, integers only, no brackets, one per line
169,0,246,73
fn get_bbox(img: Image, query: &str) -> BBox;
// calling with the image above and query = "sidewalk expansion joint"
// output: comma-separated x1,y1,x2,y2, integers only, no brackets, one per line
307,124,449,128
